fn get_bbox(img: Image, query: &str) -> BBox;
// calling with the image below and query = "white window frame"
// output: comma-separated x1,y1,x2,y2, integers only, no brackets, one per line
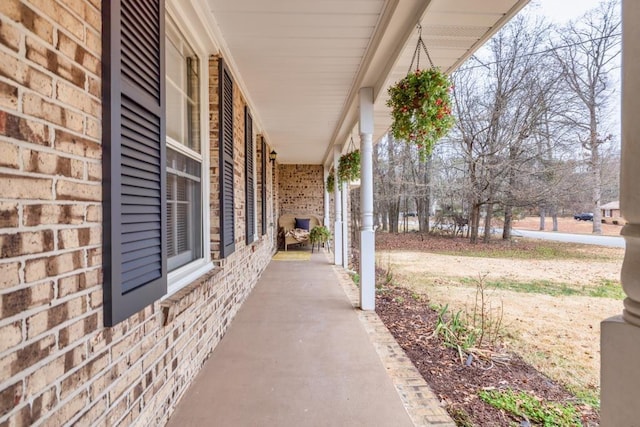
164,8,212,297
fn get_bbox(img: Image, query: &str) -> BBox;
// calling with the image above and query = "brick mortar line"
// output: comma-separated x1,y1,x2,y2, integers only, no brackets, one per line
0,276,100,319
0,248,99,283
0,20,102,82
0,135,103,164
0,301,100,360
331,263,455,427
0,106,101,145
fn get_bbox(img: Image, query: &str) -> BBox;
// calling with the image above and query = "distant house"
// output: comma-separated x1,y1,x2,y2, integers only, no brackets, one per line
601,201,624,224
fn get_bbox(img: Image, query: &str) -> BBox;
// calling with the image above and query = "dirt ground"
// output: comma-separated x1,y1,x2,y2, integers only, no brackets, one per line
514,216,622,236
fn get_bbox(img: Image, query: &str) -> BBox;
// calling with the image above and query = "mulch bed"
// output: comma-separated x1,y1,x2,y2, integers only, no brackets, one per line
375,282,600,426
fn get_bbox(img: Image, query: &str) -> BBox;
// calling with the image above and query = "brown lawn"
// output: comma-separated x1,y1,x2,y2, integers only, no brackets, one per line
376,232,624,398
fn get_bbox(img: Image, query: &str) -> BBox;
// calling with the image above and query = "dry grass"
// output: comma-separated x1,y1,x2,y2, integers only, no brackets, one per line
378,249,624,396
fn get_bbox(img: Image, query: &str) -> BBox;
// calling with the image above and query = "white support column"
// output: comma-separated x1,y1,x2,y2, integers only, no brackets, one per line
601,1,640,423
359,87,375,310
333,146,343,265
342,180,349,268
323,167,330,229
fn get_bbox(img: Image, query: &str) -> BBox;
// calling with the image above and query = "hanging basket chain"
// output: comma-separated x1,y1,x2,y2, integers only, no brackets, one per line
347,135,356,153
408,24,435,74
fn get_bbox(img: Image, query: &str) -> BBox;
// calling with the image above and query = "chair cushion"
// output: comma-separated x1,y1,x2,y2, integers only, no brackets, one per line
295,217,311,231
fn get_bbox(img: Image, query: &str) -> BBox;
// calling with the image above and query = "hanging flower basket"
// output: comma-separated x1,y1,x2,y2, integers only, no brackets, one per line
386,68,454,160
326,171,335,193
338,150,360,184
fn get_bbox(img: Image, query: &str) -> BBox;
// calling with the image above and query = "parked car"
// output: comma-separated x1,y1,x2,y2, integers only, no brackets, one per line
574,212,594,221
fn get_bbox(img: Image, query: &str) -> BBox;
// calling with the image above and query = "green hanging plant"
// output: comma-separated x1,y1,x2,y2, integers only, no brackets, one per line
309,225,331,245
386,68,454,160
338,150,360,184
326,171,335,193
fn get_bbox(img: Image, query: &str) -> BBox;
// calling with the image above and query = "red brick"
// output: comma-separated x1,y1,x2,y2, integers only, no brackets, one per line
0,262,20,289
86,205,100,222
72,396,107,427
23,93,83,132
29,387,57,423
85,116,100,139
0,0,54,44
0,321,22,353
28,0,84,40
85,29,100,56
0,141,19,169
57,81,100,118
59,312,99,347
60,349,107,399
25,37,85,89
24,204,84,226
24,257,47,282
0,230,54,258
0,203,19,229
0,381,23,418
0,334,55,380
56,32,100,76
0,50,53,97
54,129,101,159
22,149,77,177
87,161,101,181
46,250,83,276
0,18,22,52
56,180,100,201
0,173,53,200
0,111,50,146
26,296,87,339
0,80,18,110
1,281,54,318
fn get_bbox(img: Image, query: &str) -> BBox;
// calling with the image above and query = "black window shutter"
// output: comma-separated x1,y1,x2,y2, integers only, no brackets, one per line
219,60,235,257
261,137,267,236
245,107,255,245
102,0,167,326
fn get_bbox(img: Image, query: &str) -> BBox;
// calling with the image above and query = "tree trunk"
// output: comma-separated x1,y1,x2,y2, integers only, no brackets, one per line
470,203,481,244
591,139,603,234
503,204,512,240
539,206,546,231
483,203,493,243
551,206,559,231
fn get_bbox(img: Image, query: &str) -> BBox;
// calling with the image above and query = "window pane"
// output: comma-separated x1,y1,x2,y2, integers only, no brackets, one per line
166,83,182,142
166,150,202,271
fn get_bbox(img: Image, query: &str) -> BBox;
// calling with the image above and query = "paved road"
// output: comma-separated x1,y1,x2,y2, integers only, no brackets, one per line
512,228,625,248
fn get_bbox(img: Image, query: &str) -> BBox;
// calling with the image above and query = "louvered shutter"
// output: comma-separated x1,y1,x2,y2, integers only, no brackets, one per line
245,107,255,244
261,137,267,236
219,60,235,257
102,0,167,326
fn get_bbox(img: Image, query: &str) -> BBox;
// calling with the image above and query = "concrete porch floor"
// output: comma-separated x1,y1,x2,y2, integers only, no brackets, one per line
166,251,453,426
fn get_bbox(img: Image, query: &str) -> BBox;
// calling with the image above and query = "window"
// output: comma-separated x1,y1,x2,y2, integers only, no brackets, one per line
165,19,203,271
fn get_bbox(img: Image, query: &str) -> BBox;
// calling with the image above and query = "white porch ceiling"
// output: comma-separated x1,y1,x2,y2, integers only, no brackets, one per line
204,0,529,165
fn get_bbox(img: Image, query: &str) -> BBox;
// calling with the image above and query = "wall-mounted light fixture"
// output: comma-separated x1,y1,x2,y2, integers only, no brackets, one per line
269,150,277,163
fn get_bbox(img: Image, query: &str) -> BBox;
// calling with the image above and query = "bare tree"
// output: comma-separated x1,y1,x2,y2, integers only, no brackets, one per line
451,14,566,242
552,0,621,234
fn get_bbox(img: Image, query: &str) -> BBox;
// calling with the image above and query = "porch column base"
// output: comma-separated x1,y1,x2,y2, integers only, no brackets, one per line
601,315,640,425
359,229,375,310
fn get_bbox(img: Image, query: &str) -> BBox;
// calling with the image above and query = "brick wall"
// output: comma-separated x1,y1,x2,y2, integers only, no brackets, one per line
278,164,325,218
0,3,275,425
